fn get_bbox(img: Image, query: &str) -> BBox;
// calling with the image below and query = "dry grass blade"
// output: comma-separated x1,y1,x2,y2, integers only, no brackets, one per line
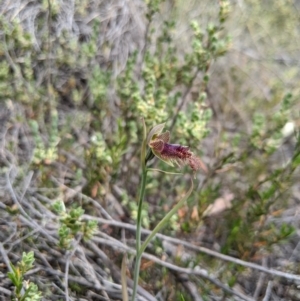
121,254,129,301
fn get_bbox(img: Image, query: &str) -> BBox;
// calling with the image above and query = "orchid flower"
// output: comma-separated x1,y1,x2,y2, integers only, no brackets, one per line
130,121,199,301
146,123,208,172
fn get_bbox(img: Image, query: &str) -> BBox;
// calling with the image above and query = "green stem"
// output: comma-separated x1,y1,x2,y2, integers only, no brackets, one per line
131,119,147,301
131,168,147,301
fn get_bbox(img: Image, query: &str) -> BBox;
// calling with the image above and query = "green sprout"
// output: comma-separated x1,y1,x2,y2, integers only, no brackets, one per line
53,201,98,249
8,252,42,301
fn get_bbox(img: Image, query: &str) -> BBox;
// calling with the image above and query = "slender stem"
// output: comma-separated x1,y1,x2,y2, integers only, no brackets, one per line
131,119,147,301
147,168,182,175
131,168,147,301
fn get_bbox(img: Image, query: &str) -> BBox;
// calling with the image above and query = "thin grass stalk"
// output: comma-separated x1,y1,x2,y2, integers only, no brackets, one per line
131,119,147,301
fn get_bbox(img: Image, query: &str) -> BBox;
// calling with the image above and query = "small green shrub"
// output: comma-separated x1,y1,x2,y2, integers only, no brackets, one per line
8,252,42,301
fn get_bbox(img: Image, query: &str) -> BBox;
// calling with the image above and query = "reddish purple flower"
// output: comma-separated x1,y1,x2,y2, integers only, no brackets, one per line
148,130,207,172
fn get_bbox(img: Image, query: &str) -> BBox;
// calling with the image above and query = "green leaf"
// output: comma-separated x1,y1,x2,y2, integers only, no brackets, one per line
7,271,17,286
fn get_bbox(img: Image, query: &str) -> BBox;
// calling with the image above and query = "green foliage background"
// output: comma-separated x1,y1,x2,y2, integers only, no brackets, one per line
1,0,300,300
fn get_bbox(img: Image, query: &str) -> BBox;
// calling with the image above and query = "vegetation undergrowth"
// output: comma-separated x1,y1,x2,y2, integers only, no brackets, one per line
8,252,42,301
0,0,300,300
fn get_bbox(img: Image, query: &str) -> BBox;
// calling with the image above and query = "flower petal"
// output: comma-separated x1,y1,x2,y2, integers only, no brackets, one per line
146,123,166,144
149,139,165,152
152,149,175,167
188,156,208,172
157,131,170,143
